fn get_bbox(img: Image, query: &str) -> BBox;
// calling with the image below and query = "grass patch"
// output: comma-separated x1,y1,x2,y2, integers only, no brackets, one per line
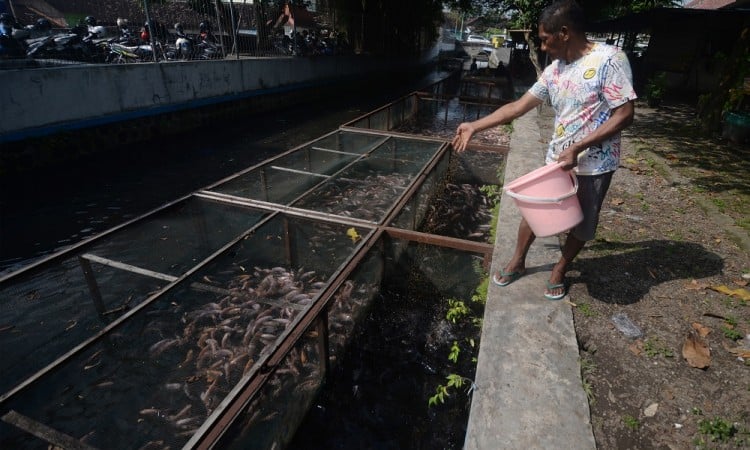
580,357,596,404
694,417,743,447
623,414,640,430
666,230,684,241
712,197,726,213
643,338,674,358
577,302,597,317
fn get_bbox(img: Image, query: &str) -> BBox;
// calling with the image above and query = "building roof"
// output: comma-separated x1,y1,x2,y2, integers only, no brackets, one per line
684,0,735,8
588,7,749,33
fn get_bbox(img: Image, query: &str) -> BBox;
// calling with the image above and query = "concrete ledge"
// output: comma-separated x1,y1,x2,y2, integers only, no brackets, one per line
464,110,596,449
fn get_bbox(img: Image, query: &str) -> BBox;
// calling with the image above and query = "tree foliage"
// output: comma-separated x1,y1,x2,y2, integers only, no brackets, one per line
316,0,444,55
443,0,682,75
443,0,682,28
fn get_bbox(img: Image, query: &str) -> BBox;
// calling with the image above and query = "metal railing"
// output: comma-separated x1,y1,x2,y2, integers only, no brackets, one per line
1,0,353,67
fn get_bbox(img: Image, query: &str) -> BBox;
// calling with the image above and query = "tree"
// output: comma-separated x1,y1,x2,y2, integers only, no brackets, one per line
444,0,681,76
697,27,750,132
319,0,443,55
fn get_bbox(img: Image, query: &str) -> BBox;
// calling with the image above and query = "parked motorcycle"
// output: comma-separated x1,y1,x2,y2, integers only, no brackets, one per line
270,28,293,56
0,13,27,58
101,41,153,63
194,20,222,59
84,16,107,41
26,24,104,62
114,18,138,46
171,23,194,60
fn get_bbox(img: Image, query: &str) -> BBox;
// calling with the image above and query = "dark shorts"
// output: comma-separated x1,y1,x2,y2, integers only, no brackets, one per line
570,171,613,241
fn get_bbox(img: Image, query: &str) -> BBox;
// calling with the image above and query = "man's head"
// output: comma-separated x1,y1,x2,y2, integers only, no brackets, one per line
538,0,587,61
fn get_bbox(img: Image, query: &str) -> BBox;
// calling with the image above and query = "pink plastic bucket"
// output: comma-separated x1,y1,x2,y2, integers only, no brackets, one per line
504,162,583,237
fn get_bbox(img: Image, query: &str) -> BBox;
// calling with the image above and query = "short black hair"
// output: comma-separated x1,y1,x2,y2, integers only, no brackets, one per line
539,0,587,34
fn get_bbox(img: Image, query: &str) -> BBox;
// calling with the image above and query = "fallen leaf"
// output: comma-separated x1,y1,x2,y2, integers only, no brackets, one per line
628,340,644,356
703,312,727,320
611,198,625,206
691,322,711,338
735,279,748,287
686,279,708,290
682,331,711,369
346,227,361,243
644,403,659,417
722,342,750,358
709,285,750,301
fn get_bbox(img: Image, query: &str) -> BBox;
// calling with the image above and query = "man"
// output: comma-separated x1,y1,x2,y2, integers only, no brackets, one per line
452,0,636,300
268,1,295,33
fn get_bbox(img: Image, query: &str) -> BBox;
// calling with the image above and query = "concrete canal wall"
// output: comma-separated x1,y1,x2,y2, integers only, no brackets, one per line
0,50,437,174
1,54,433,141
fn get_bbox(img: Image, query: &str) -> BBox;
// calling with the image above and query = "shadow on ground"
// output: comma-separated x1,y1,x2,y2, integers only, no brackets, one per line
627,102,750,197
569,239,724,305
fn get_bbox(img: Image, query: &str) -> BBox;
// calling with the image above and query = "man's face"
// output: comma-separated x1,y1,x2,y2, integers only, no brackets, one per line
538,24,566,60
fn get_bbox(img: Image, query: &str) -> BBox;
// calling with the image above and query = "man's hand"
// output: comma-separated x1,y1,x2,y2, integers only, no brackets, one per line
452,123,475,153
557,144,582,171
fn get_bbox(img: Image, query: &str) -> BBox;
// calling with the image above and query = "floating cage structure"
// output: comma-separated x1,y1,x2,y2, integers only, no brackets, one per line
0,79,509,448
343,92,510,153
342,88,510,188
457,76,514,104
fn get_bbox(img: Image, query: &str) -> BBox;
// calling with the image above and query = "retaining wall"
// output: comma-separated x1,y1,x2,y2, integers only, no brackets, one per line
1,54,432,141
0,49,438,174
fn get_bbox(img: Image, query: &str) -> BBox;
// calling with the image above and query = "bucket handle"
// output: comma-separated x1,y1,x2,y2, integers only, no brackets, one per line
504,164,578,204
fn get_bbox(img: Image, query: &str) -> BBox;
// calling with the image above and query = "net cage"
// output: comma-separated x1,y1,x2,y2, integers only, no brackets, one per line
341,89,510,244
458,76,514,104
0,115,500,449
342,91,511,152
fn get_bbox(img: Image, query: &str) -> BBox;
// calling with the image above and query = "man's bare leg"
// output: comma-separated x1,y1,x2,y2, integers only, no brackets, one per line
496,218,536,284
545,233,586,297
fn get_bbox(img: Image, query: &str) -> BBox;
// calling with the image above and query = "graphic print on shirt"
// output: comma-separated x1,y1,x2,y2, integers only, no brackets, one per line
528,43,637,175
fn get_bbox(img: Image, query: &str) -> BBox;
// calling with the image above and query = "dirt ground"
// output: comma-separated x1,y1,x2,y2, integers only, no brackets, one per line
555,100,750,449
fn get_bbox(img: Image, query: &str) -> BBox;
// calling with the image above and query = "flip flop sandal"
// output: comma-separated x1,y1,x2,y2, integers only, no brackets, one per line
543,281,567,301
492,269,525,287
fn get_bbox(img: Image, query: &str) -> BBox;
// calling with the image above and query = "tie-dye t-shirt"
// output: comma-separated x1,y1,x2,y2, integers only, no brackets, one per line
529,43,636,175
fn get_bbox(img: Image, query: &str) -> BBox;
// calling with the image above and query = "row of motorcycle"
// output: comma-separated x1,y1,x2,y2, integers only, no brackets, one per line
0,14,223,63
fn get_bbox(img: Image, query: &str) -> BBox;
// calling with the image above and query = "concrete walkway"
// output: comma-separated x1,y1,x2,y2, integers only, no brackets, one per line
464,107,597,449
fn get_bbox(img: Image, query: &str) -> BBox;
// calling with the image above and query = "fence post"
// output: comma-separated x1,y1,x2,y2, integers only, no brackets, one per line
213,0,227,58
142,0,157,62
228,0,238,58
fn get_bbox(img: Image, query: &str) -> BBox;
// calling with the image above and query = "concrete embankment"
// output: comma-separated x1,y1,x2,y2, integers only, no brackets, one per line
464,106,596,449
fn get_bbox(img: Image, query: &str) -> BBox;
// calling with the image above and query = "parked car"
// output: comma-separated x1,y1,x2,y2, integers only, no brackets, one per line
466,34,491,45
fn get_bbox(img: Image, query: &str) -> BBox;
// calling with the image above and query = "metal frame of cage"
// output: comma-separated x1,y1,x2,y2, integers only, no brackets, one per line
341,91,511,154
0,112,498,449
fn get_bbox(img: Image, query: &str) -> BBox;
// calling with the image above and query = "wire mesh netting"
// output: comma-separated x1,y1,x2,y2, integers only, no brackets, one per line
0,212,368,449
458,77,514,103
343,92,511,150
290,239,487,449
0,197,267,396
0,73,510,448
0,126,473,449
